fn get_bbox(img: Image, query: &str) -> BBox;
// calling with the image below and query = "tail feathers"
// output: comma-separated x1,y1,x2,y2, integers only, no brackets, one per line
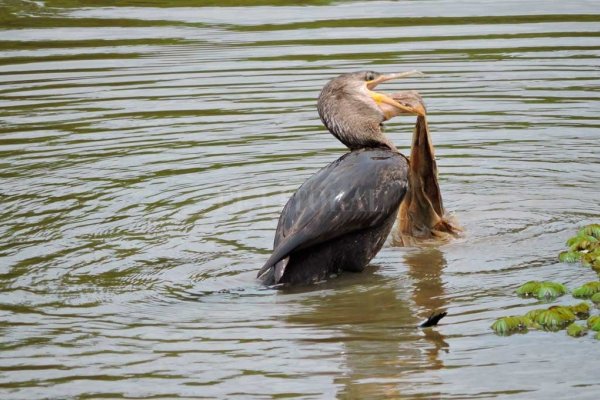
257,258,289,285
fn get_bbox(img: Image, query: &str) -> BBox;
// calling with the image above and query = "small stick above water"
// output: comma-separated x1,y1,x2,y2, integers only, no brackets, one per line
420,311,448,327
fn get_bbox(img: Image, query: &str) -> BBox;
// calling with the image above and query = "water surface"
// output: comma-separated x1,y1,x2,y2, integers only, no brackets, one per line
1,0,600,398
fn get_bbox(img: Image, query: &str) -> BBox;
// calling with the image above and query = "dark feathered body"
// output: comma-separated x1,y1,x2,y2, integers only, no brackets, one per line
258,148,408,285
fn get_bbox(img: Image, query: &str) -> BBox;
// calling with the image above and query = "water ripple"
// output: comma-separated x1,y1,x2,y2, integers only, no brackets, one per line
1,0,599,398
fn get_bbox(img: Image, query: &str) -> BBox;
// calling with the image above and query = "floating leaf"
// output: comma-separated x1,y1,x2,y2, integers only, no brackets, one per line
587,315,600,331
536,282,567,300
568,302,591,319
558,224,600,269
491,316,532,335
525,308,545,321
534,306,576,331
567,234,599,252
596,332,600,340
582,249,600,268
566,323,588,338
591,292,600,305
578,224,600,239
558,251,583,263
516,281,541,297
572,281,600,298
516,281,567,300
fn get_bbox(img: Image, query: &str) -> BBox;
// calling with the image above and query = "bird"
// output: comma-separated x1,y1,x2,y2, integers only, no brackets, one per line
257,70,426,285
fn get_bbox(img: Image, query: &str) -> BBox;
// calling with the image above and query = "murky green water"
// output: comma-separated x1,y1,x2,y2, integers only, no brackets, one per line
1,0,600,398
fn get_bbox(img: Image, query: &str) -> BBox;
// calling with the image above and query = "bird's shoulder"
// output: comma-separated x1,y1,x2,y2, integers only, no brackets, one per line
275,148,408,246
257,148,408,280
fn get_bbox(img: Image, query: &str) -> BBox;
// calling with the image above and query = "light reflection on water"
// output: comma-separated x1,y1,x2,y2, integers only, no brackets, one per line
1,0,599,398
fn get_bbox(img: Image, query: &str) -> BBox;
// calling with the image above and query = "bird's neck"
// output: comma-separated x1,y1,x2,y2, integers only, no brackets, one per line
321,114,397,152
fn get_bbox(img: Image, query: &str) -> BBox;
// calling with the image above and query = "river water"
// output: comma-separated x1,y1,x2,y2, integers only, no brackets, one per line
1,0,600,398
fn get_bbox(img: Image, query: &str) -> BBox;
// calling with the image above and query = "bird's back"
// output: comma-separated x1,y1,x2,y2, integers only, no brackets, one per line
258,148,408,284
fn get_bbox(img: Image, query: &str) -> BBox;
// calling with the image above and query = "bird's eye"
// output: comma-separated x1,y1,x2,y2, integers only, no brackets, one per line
365,72,377,81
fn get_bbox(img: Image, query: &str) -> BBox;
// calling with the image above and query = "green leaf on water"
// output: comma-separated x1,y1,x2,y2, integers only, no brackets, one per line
524,308,545,321
516,281,540,296
516,281,566,300
491,316,532,335
568,302,591,319
582,248,600,267
572,281,600,299
534,306,576,331
578,224,600,239
591,292,600,305
566,323,588,338
558,224,600,269
587,315,600,331
568,234,599,252
558,251,583,263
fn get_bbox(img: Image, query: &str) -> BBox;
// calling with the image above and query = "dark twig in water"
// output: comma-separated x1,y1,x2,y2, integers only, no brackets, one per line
420,311,447,327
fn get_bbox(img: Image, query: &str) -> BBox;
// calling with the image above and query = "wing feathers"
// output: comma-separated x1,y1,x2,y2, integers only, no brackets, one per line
258,149,408,280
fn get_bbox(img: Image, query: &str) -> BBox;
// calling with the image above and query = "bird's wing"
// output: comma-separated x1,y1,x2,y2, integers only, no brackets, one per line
258,149,408,279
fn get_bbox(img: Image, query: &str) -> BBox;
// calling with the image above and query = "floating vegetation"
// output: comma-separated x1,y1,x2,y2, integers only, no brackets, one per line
534,306,576,331
567,234,599,252
568,302,591,319
515,281,567,300
559,224,600,273
582,248,600,268
492,224,600,339
495,302,599,336
572,281,600,299
566,323,588,338
491,316,532,335
579,224,600,239
524,308,545,321
558,251,582,263
588,316,600,331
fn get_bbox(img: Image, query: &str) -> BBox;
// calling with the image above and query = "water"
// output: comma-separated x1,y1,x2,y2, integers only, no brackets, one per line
1,0,600,398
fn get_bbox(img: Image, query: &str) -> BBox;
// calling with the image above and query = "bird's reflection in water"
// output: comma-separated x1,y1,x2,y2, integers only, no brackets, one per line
284,248,449,398
405,248,450,370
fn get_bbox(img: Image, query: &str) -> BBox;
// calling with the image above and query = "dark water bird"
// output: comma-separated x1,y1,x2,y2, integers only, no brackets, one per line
257,71,428,285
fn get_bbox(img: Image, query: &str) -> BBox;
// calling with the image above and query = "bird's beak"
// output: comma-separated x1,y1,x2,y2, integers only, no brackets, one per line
366,70,426,117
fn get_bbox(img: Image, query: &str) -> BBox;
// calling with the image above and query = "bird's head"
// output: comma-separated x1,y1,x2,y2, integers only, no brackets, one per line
317,70,426,151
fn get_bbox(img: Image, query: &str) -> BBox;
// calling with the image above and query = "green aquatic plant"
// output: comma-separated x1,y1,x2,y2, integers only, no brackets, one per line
516,281,542,296
570,234,598,248
578,224,600,239
491,316,532,335
494,224,600,339
582,248,600,267
524,303,589,326
587,315,600,331
515,281,567,300
534,306,576,331
558,251,583,263
558,224,600,272
524,308,545,321
566,323,588,338
568,302,591,319
567,234,599,252
572,281,600,299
